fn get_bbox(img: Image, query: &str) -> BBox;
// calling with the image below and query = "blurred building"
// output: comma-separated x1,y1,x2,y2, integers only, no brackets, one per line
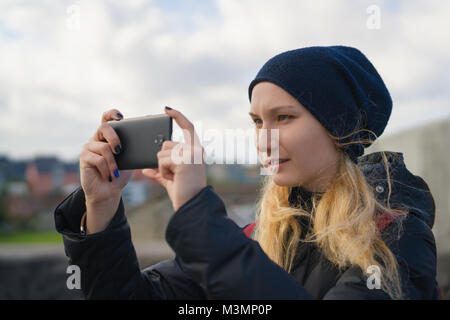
25,156,80,197
0,156,27,182
207,163,261,185
122,180,150,209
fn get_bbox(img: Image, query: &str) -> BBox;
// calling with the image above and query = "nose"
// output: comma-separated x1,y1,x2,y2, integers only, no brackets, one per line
255,127,280,159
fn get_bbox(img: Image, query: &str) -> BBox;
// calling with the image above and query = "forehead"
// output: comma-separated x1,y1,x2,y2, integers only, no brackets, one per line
248,105,299,117
250,81,303,114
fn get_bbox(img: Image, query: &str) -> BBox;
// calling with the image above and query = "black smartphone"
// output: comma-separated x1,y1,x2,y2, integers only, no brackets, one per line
107,113,172,170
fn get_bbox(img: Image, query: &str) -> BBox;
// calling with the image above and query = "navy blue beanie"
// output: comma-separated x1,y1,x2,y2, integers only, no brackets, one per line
248,45,392,164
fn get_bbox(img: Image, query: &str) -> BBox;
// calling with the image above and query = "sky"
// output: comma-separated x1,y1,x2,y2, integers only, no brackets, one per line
0,0,449,164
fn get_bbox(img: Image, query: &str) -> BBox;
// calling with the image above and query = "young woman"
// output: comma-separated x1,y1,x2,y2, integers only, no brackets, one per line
55,45,441,299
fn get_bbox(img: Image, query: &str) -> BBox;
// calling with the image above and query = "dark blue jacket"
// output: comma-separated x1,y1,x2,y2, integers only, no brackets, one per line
54,151,441,299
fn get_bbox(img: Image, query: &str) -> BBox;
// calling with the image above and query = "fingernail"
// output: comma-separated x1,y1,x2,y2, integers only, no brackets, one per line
114,145,121,154
108,176,112,182
116,113,123,119
165,106,172,110
114,169,120,178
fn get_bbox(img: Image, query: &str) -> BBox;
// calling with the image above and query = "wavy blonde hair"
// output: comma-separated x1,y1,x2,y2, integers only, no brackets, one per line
252,128,409,299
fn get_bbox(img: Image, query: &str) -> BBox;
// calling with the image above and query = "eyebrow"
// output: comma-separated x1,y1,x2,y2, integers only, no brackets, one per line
248,105,298,117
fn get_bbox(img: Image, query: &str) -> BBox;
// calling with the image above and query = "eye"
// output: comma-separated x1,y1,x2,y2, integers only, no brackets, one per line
278,115,293,121
251,115,293,127
251,118,262,127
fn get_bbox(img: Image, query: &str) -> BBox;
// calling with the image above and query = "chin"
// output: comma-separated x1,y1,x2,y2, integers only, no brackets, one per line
271,173,302,187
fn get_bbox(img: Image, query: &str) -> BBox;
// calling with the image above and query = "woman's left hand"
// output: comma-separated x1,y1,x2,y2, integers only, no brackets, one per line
142,107,207,212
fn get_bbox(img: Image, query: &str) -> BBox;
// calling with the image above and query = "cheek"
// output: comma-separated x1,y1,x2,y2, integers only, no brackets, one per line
282,124,314,156
283,125,332,170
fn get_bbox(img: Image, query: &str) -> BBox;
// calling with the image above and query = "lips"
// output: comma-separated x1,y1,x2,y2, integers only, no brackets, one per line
267,159,290,172
264,159,290,167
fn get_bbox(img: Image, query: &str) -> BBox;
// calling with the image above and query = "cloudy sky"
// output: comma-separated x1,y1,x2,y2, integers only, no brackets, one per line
0,0,449,164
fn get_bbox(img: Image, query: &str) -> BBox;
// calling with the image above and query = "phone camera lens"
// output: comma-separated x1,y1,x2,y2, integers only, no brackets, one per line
155,134,165,146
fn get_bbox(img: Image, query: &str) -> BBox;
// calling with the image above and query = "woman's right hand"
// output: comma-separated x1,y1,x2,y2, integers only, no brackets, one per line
79,109,133,206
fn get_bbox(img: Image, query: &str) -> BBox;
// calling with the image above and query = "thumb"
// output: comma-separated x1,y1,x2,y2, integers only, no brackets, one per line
142,168,166,187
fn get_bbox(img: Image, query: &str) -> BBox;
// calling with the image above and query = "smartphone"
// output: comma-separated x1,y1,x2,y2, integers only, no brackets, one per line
107,113,172,170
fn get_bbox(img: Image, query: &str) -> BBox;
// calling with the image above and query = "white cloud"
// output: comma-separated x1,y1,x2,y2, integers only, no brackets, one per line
0,0,448,162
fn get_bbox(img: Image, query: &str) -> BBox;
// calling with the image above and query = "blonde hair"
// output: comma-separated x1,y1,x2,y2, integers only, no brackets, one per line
252,128,409,299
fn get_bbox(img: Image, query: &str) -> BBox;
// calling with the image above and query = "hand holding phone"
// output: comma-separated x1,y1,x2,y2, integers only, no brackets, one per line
79,109,134,234
142,107,207,212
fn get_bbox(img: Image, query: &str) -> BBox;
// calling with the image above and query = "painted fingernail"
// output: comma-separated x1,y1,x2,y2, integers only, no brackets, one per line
114,145,121,154
108,176,112,182
165,106,172,110
114,169,120,178
116,113,123,119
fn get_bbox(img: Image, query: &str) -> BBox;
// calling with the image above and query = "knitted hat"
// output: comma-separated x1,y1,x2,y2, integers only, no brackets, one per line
248,45,392,164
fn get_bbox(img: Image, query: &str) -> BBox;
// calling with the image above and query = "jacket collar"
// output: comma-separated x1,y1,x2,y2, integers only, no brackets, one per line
288,151,436,229
288,186,321,212
357,151,435,228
